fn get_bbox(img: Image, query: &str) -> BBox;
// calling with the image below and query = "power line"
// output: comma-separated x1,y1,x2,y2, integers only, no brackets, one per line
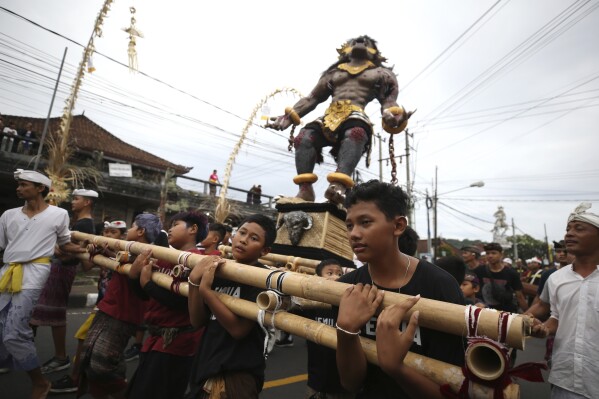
437,201,494,224
399,0,505,94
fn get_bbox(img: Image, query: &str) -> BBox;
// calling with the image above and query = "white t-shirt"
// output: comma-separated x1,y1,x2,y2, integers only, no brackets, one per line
541,264,599,399
0,205,71,290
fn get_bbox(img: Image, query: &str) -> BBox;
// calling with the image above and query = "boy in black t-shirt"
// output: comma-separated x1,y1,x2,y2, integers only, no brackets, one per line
187,214,276,399
473,242,527,312
295,259,352,399
335,180,464,399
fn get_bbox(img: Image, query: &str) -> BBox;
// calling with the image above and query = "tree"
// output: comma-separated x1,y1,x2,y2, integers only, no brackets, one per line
504,234,545,261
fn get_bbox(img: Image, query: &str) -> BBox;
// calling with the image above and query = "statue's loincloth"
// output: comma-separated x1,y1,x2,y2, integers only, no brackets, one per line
305,100,373,143
302,100,373,165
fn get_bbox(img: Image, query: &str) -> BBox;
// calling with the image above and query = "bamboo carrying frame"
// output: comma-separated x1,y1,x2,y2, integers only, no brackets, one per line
75,249,520,399
73,232,531,350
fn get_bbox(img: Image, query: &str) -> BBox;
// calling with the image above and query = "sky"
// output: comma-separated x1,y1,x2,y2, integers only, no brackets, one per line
0,0,598,244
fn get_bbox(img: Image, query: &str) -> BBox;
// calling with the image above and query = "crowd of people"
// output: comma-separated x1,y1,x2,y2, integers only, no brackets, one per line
0,171,597,399
0,115,37,155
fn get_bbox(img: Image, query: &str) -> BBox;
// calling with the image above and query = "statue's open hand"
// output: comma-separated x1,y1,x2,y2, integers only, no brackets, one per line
265,114,292,131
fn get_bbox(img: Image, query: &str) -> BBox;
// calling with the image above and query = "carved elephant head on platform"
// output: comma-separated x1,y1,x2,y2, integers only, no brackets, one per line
277,211,313,246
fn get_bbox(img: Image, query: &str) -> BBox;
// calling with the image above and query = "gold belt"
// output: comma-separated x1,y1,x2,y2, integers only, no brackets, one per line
323,100,363,133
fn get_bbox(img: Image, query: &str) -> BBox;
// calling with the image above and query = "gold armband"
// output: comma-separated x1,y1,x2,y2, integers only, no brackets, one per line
285,107,301,126
382,105,408,134
293,173,318,185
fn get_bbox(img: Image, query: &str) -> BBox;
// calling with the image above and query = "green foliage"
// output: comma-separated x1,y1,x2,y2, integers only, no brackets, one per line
504,234,547,260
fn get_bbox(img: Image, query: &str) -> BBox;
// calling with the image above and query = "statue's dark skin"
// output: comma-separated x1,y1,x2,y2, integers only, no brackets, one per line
268,36,411,203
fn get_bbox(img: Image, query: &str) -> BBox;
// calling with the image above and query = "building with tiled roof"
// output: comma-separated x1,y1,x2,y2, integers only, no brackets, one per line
0,113,191,221
0,113,276,226
4,114,190,174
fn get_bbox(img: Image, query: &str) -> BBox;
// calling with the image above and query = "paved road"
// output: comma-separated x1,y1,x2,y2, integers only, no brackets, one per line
0,308,551,398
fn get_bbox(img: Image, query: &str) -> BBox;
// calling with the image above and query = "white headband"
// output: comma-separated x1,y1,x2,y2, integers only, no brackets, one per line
568,202,599,230
72,189,99,198
14,169,51,189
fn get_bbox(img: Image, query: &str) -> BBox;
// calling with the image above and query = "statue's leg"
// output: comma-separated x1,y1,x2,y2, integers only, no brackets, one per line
324,126,368,204
293,127,327,201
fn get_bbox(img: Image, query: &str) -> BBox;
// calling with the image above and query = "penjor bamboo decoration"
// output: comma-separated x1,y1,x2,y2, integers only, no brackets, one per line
214,88,303,223
77,252,518,398
44,0,113,204
71,232,531,349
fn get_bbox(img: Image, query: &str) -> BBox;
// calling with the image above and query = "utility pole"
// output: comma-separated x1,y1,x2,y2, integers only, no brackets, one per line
433,166,438,259
375,133,383,181
34,47,68,171
404,129,413,223
512,218,518,262
426,189,433,258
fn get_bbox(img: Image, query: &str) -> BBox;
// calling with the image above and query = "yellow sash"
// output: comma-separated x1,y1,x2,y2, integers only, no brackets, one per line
0,257,52,293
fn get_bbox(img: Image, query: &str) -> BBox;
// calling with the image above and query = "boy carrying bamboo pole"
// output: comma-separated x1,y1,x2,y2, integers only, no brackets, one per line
187,214,276,399
335,180,465,399
126,211,209,399
76,214,162,398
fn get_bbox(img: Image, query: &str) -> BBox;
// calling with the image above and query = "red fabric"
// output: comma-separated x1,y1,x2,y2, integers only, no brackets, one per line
441,338,547,399
141,248,204,356
97,272,146,325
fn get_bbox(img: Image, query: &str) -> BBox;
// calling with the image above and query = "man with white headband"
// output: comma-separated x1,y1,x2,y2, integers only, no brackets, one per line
531,202,599,399
31,188,98,374
0,169,85,398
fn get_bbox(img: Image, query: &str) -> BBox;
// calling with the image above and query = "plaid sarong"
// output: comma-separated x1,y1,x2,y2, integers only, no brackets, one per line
30,258,76,326
79,311,136,396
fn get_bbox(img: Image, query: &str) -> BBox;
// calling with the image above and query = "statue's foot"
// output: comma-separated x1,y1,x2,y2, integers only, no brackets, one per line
296,183,315,202
324,182,347,205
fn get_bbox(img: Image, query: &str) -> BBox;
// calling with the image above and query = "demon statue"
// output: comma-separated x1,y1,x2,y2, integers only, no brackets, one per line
267,35,412,205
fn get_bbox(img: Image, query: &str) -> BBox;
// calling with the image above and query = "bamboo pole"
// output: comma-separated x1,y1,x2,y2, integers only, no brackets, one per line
228,295,519,399
219,245,320,270
78,253,518,399
72,233,530,349
465,341,507,381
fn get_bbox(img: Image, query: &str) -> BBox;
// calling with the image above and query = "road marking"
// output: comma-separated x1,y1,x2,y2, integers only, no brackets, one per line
67,311,92,316
263,373,308,389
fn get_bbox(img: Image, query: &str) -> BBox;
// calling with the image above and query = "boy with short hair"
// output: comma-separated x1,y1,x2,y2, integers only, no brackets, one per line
335,180,464,399
76,215,160,398
126,211,209,399
187,214,276,399
474,242,527,312
198,222,226,255
50,220,128,394
302,259,352,399
461,272,484,307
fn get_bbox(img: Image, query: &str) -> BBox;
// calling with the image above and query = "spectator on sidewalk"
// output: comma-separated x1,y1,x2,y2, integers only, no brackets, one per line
253,185,262,205
208,170,220,197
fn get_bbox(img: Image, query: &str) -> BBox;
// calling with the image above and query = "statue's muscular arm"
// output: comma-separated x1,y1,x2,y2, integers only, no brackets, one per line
266,72,332,131
376,68,400,111
292,72,333,117
376,68,412,130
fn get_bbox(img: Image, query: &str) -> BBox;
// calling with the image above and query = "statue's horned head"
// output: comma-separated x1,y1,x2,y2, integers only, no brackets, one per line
277,211,313,246
336,35,387,63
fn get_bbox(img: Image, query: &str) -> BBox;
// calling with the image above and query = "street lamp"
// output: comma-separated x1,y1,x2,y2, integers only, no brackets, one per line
429,173,484,258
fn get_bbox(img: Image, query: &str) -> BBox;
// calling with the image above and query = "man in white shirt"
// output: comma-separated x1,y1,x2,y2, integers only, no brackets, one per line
0,169,85,399
532,202,599,399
